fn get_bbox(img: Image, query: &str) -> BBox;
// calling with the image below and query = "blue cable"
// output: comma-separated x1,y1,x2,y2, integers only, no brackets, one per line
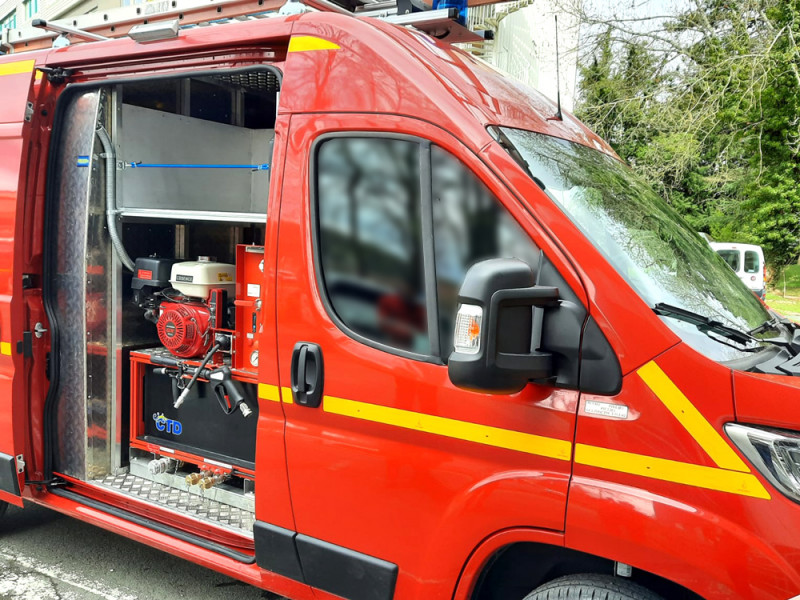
126,162,270,171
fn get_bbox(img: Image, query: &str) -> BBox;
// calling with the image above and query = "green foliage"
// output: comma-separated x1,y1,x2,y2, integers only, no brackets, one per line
575,0,800,271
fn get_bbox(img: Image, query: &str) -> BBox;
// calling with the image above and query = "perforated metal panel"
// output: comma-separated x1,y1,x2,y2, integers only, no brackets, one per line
51,90,101,479
96,472,255,536
203,70,280,94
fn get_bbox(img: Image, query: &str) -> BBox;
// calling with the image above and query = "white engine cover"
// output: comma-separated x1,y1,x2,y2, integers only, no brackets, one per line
170,260,235,298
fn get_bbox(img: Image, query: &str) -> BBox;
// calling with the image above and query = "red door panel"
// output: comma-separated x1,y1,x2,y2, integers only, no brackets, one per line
0,57,42,506
275,113,581,599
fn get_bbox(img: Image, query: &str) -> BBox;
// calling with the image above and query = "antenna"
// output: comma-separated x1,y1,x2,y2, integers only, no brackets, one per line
548,14,563,121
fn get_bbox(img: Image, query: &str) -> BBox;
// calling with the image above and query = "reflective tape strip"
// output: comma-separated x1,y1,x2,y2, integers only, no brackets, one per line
0,342,10,356
281,387,294,404
575,443,771,500
323,395,572,461
638,361,750,472
288,36,340,53
0,59,35,77
258,383,281,402
257,364,771,499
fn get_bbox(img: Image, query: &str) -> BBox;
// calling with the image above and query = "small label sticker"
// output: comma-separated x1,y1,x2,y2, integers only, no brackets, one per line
203,458,232,470
584,400,629,419
247,283,261,297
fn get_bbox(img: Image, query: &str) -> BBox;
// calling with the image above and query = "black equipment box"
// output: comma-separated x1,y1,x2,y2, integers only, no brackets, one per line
141,365,258,469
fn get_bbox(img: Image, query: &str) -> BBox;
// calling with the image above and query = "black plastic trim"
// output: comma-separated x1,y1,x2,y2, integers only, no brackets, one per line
253,521,305,582
579,316,622,395
419,140,441,358
536,255,587,390
0,452,20,496
296,534,398,600
55,64,283,94
50,487,255,563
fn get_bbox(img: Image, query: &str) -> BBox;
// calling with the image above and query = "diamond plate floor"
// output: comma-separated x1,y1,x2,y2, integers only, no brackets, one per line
93,472,255,536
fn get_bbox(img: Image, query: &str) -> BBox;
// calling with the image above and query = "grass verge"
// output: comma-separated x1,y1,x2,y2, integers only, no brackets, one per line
766,292,800,316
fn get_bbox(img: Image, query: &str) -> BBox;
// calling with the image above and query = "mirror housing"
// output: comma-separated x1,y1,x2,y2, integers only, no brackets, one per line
447,258,559,394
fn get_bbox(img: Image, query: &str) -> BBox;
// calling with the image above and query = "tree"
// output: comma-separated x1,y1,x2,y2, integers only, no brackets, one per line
569,0,800,269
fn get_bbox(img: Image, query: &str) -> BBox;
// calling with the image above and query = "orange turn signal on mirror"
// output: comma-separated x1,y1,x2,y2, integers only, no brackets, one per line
453,304,483,355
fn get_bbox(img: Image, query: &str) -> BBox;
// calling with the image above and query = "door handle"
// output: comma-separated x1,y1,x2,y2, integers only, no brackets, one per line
291,342,324,407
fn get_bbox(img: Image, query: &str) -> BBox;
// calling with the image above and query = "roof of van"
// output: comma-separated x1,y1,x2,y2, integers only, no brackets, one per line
4,12,615,159
709,242,764,253
285,13,618,158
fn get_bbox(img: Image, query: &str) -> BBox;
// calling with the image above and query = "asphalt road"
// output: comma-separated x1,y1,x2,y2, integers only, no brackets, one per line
0,502,286,600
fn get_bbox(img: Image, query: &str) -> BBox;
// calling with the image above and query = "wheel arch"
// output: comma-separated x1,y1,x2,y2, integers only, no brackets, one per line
452,530,703,600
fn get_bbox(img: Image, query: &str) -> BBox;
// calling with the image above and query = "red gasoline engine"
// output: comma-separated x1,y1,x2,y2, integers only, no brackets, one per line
132,256,236,359
156,300,213,358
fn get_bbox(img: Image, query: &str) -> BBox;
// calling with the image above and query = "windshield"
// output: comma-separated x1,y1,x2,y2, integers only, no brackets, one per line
499,127,773,360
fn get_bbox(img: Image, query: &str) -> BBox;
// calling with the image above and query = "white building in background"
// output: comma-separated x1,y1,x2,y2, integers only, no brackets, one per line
467,0,580,112
0,0,123,35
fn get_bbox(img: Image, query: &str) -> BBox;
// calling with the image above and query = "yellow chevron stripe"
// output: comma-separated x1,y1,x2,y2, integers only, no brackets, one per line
255,368,771,500
575,443,770,499
288,36,340,53
638,361,750,472
0,59,35,77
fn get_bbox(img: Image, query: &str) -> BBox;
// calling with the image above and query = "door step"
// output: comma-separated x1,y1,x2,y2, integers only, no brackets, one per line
92,471,255,537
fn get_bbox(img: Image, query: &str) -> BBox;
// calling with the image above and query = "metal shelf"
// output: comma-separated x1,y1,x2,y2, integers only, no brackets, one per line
119,207,267,223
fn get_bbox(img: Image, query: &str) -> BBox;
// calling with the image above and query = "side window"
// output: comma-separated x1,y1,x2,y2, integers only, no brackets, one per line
316,138,429,354
717,250,740,271
314,137,540,361
744,250,760,274
431,146,540,358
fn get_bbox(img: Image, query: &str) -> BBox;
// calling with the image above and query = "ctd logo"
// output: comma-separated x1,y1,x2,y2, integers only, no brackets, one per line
153,413,183,435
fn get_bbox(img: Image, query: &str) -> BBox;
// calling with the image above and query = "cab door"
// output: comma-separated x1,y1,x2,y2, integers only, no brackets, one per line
0,57,43,506
275,114,586,600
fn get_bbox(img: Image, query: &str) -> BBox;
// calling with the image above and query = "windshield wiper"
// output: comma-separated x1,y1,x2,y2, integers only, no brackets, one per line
751,310,799,334
747,312,800,357
749,317,778,336
653,303,758,349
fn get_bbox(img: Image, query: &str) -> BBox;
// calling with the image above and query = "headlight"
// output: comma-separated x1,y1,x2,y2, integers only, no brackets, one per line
726,423,800,503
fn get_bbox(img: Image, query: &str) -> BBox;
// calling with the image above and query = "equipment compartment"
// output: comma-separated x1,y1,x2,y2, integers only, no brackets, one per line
45,65,278,536
131,350,259,470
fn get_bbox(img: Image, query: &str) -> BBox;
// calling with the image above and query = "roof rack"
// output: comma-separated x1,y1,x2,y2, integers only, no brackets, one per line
1,0,494,54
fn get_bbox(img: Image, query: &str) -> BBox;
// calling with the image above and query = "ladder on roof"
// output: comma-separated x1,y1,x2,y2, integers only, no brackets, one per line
1,0,495,54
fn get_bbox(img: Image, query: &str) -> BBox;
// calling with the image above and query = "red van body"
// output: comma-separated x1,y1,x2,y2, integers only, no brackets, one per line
1,10,799,600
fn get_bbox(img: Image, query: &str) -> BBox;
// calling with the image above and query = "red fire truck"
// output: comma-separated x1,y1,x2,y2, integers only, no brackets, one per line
1,2,800,598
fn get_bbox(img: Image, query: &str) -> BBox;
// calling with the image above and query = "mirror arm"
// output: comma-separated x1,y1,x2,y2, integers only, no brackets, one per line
490,286,560,309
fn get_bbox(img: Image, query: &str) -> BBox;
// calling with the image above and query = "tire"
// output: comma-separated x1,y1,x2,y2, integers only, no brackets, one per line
0,501,7,520
524,574,664,600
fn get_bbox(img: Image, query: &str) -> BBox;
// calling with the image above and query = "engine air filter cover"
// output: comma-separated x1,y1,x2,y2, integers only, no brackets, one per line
170,260,235,299
157,301,212,358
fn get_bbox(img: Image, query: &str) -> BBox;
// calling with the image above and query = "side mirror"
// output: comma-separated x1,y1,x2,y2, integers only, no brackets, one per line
447,258,559,394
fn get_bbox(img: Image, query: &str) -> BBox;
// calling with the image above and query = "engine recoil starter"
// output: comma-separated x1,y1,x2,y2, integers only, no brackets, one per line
157,301,212,358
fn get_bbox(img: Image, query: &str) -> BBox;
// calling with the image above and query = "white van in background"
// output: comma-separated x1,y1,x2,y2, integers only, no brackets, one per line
710,242,766,299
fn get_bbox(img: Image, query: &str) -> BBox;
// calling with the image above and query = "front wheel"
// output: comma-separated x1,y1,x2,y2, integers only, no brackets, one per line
525,574,664,600
0,501,7,520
